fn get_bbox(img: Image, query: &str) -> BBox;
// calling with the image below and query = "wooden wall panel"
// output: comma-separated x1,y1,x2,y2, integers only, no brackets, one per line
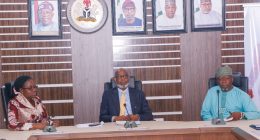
130,67,181,81
181,31,221,121
38,87,73,100
2,72,72,84
148,100,181,112
71,0,113,124
0,35,3,128
44,103,73,117
0,0,73,127
143,83,181,96
221,0,260,74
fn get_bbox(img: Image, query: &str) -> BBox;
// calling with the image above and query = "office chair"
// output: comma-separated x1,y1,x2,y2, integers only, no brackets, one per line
208,72,249,93
104,76,142,91
1,82,16,126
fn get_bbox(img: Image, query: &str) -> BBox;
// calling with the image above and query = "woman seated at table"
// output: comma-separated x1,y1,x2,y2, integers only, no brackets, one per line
8,75,58,130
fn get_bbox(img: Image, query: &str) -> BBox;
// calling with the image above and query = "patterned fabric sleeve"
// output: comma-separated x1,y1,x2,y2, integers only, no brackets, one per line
8,96,49,131
8,101,31,131
36,97,48,120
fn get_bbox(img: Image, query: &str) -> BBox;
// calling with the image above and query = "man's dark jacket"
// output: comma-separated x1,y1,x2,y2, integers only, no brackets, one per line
99,87,153,122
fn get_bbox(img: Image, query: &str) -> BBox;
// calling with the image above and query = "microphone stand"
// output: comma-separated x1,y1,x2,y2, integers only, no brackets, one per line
123,104,137,128
211,90,225,125
43,116,57,132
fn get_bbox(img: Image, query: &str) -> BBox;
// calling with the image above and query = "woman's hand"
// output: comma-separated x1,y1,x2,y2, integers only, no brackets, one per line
31,121,47,130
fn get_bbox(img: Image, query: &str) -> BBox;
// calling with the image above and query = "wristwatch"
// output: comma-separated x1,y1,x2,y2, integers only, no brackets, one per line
240,112,245,120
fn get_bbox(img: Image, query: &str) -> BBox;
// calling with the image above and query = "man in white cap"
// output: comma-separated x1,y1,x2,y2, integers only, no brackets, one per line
201,65,260,121
35,1,58,32
156,0,183,30
194,0,222,27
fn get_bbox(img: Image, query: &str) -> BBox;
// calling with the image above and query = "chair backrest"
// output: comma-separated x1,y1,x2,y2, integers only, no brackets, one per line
208,72,248,92
1,82,16,126
104,76,142,91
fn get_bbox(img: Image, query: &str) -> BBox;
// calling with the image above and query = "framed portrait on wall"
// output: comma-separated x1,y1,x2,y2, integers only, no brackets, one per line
112,0,146,35
152,0,186,34
28,0,62,39
191,0,226,32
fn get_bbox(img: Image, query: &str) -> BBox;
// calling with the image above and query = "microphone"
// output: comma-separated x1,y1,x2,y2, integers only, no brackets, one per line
124,104,131,120
211,90,225,125
43,116,57,132
123,104,137,128
217,89,220,119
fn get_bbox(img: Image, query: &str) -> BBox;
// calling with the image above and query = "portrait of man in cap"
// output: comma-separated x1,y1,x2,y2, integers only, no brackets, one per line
155,0,184,31
32,1,59,33
201,65,260,122
194,0,222,27
117,0,142,27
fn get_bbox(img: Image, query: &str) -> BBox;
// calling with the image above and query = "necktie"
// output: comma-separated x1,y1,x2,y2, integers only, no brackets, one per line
119,91,126,116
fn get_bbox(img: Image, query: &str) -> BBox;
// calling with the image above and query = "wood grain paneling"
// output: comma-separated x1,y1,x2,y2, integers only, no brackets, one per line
72,0,113,124
0,0,73,127
0,38,3,128
0,0,28,2
38,87,73,100
221,0,260,74
143,83,182,96
2,72,72,84
222,35,243,41
2,56,72,63
44,103,73,117
58,119,74,126
114,52,180,60
0,41,71,48
148,99,181,112
0,5,27,10
114,60,181,68
181,32,221,121
2,64,72,71
0,13,28,18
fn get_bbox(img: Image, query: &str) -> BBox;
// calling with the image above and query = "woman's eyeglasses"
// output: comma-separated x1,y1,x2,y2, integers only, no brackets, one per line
22,85,38,90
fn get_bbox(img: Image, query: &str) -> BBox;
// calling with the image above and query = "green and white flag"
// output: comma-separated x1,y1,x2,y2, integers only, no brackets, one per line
156,0,163,18
117,0,121,6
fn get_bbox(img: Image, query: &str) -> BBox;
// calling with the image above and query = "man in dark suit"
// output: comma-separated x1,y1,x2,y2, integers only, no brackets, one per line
99,68,153,122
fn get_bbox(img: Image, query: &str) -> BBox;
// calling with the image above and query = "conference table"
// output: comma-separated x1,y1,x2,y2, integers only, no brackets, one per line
0,120,260,140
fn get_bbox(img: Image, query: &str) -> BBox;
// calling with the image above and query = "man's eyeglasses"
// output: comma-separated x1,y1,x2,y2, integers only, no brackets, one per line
123,7,135,12
116,75,128,79
201,2,212,6
22,85,38,90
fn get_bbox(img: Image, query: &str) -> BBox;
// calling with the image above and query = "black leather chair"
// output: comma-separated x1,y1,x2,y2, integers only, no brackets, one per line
104,76,142,91
208,72,248,93
1,82,16,126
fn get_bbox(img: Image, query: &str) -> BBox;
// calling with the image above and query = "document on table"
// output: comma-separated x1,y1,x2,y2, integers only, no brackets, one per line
32,131,64,135
76,121,104,128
